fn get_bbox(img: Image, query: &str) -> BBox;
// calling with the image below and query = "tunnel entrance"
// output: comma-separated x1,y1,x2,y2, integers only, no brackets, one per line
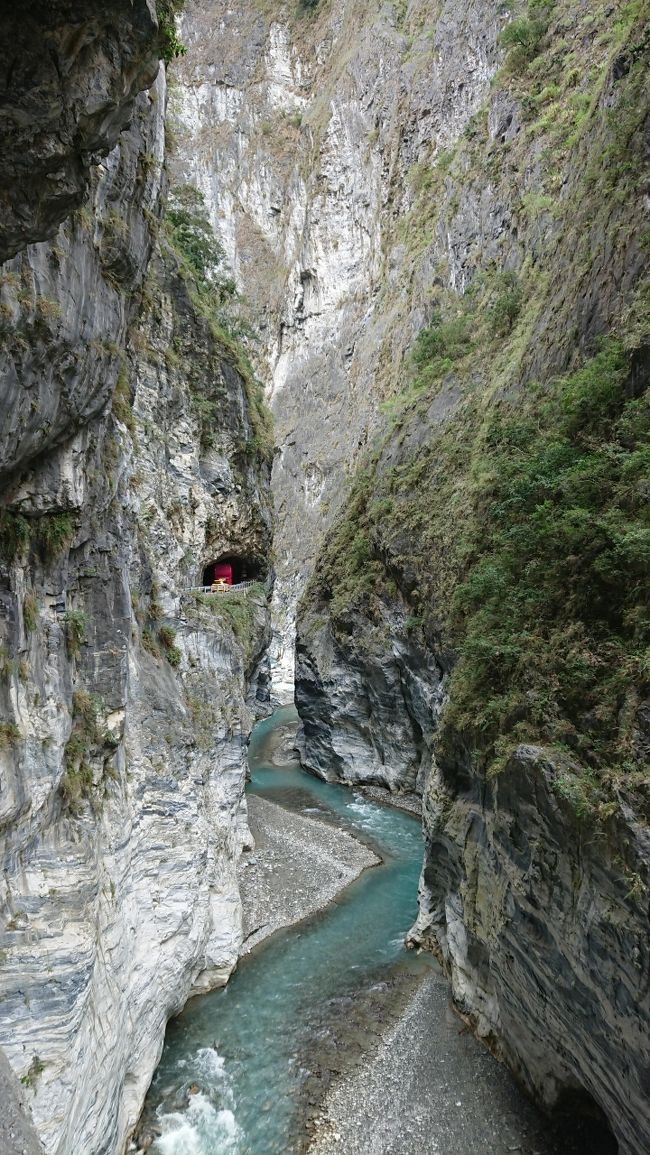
550,1087,619,1154
202,555,263,588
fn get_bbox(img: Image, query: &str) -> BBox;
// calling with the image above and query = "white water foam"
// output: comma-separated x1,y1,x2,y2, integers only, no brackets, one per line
156,1093,241,1155
155,1048,242,1155
195,1047,228,1083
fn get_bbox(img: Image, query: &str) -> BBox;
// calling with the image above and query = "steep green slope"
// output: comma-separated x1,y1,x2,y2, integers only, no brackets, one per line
302,0,649,809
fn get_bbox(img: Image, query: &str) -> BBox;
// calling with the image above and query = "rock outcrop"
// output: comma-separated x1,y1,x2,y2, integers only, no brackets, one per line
0,0,161,264
407,744,650,1155
0,8,273,1154
295,607,443,794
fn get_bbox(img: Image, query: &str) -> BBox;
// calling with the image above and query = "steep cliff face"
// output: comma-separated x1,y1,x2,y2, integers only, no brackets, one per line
0,9,273,1154
293,0,650,1150
0,0,160,263
169,0,502,700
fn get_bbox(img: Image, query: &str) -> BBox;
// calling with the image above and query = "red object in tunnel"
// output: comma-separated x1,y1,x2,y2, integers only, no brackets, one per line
212,562,233,585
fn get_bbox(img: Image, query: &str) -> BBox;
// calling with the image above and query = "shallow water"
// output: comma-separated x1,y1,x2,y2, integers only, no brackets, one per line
141,707,619,1155
143,707,427,1154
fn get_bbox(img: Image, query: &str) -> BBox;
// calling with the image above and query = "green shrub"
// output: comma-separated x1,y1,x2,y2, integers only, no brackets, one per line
20,1055,45,1089
499,1,554,71
34,514,75,562
489,273,523,335
112,365,136,435
157,0,186,64
142,628,161,658
413,311,472,369
166,185,228,290
447,339,650,779
60,692,103,811
64,610,87,660
23,593,38,633
0,511,30,561
158,624,182,667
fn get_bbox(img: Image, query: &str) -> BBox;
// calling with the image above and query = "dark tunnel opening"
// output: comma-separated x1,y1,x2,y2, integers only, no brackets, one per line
202,555,264,588
549,1087,619,1154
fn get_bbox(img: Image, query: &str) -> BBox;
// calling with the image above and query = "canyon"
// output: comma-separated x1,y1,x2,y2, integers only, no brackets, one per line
0,0,648,1153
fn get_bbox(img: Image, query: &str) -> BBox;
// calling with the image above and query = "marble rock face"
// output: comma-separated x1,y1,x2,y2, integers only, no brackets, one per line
0,7,272,1153
0,0,160,264
169,0,502,704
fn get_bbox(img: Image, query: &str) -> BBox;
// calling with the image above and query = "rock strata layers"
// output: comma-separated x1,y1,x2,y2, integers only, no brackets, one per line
0,8,273,1154
408,745,650,1155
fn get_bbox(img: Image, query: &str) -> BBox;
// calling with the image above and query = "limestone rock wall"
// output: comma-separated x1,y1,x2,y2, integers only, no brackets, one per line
0,13,273,1155
169,0,502,701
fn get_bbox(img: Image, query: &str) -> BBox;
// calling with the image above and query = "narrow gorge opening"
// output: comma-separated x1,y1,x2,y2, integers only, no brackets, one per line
0,0,647,1152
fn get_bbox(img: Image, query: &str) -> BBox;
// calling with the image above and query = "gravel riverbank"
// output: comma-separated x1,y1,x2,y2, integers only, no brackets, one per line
306,967,609,1155
238,794,379,956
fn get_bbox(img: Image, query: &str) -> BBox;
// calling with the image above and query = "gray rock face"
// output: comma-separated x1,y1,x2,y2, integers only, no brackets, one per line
167,0,504,701
409,745,650,1155
296,610,443,795
0,0,160,262
0,74,162,485
0,19,272,1155
0,1048,46,1155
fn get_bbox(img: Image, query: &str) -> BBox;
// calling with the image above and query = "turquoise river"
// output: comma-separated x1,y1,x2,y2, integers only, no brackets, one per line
140,706,612,1155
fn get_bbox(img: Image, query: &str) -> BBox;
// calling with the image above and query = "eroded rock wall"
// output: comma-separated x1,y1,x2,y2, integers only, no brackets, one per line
169,0,502,701
0,0,160,262
408,745,650,1155
292,1,650,1150
0,12,272,1154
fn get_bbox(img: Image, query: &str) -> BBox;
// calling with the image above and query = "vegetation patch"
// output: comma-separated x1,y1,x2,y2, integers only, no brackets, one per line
499,0,556,74
162,186,274,463
23,593,38,634
302,0,650,819
0,722,20,749
0,510,75,566
112,364,136,436
158,624,182,667
446,338,649,788
60,692,103,812
193,589,263,663
33,514,75,562
0,511,30,562
64,610,87,660
156,0,186,64
20,1055,45,1090
142,628,161,659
